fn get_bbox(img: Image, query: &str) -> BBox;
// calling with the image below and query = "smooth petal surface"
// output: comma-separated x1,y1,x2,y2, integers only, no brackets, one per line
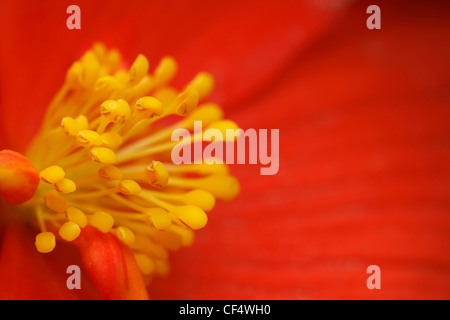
73,226,149,300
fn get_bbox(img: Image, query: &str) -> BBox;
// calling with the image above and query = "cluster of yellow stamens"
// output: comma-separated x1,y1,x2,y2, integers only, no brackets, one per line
22,43,240,278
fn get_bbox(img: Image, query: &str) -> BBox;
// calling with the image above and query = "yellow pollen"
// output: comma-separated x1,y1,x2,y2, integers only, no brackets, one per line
98,165,123,180
90,211,115,233
100,132,123,149
15,43,240,281
44,191,67,213
67,207,88,228
54,178,77,194
59,221,81,242
90,147,117,164
118,179,141,195
172,85,199,116
77,130,103,148
114,226,136,246
129,54,150,84
35,232,56,253
40,166,65,184
145,161,169,188
135,96,163,115
170,205,208,230
144,207,171,230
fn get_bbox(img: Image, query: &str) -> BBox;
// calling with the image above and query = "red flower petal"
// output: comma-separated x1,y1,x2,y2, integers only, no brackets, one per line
0,221,101,299
73,226,149,300
0,0,350,150
148,0,450,299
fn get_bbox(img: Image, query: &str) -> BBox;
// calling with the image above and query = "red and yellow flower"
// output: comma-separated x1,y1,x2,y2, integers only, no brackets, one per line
0,0,449,299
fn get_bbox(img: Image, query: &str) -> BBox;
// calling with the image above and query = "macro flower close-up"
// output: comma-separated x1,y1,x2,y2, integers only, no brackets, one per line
0,0,449,301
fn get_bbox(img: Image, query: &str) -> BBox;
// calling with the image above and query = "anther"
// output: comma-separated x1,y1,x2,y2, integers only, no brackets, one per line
114,226,136,246
90,211,115,233
206,120,240,142
40,166,65,184
99,99,131,132
59,221,81,242
181,103,224,128
61,117,78,136
35,232,56,253
44,191,67,213
105,48,122,73
92,42,107,60
189,72,215,101
168,175,240,201
153,56,177,87
135,96,163,117
54,178,77,194
168,224,195,247
80,51,101,86
61,116,88,137
118,179,142,195
77,130,103,148
65,62,83,87
173,85,199,116
129,54,149,83
98,165,123,180
144,207,171,230
67,207,88,228
100,132,123,149
90,147,117,164
95,75,122,93
182,190,215,212
101,99,131,123
169,205,208,230
145,161,169,188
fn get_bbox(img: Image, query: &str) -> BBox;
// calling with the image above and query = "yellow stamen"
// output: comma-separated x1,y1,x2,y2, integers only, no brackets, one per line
12,43,240,281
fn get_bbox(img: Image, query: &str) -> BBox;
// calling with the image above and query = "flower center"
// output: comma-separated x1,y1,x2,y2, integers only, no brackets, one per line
16,43,240,278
